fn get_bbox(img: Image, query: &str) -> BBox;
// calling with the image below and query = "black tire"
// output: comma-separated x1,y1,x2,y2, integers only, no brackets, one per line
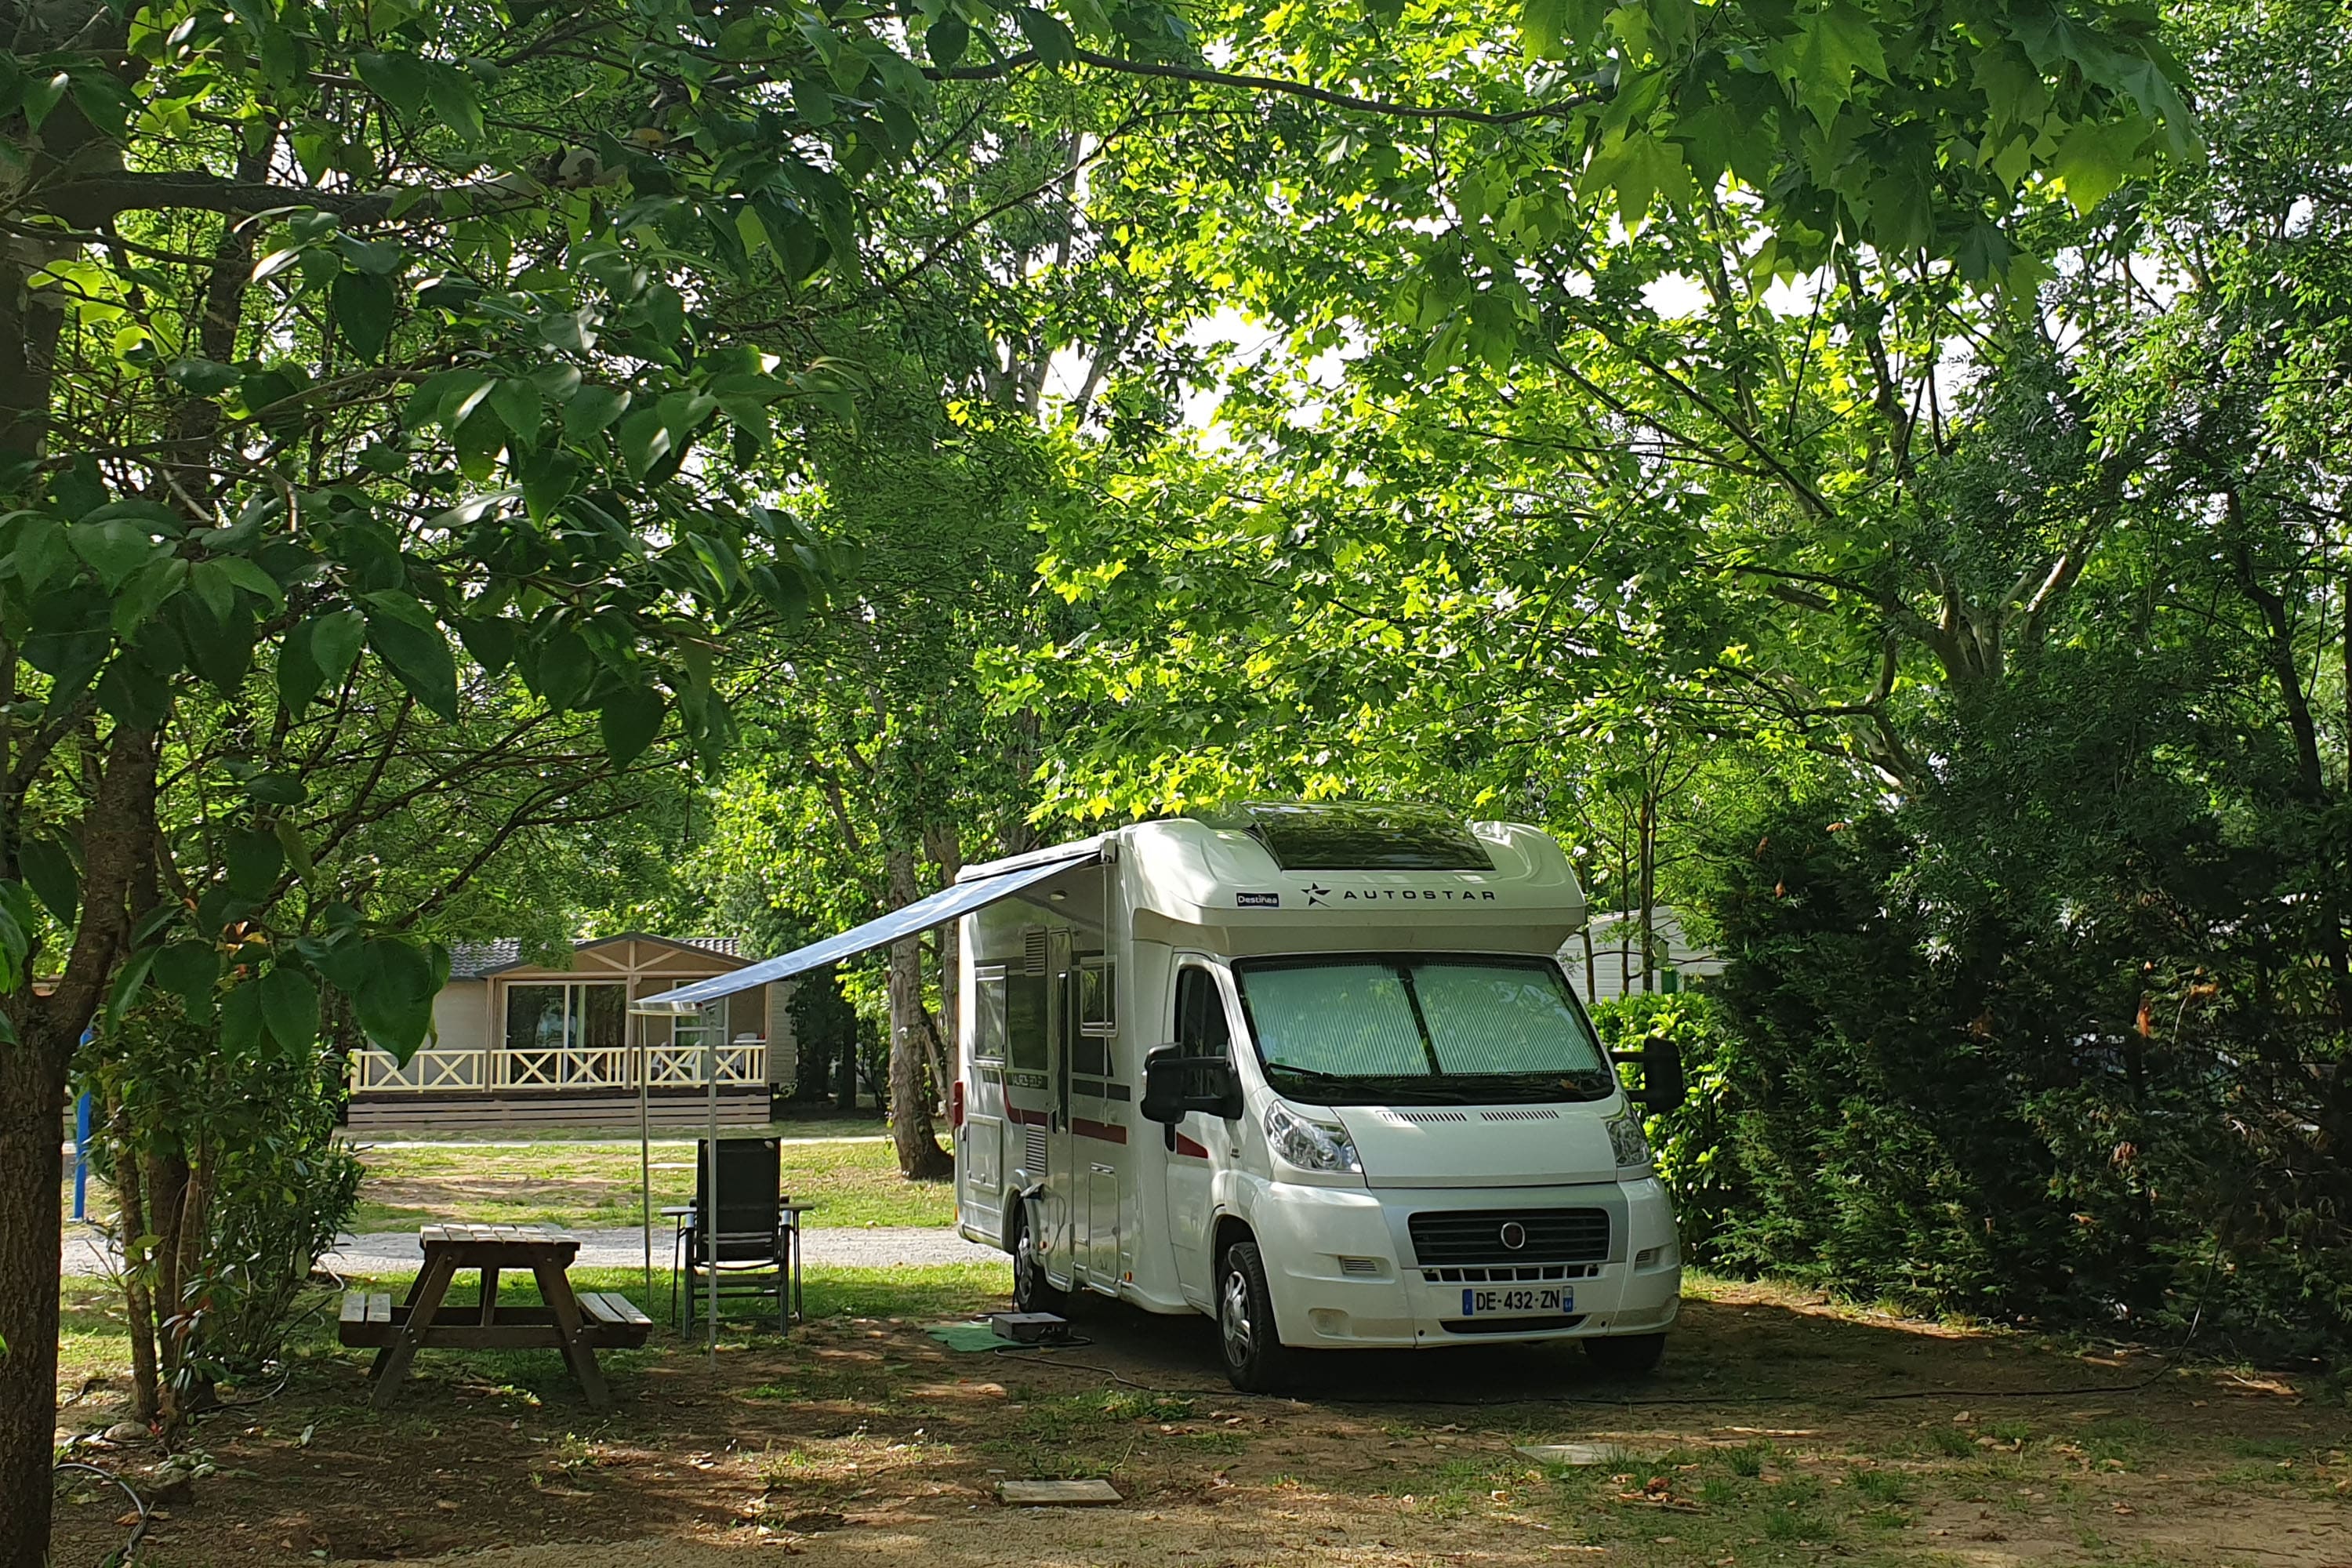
1215,1239,1296,1393
1584,1332,1667,1375
1011,1203,1065,1316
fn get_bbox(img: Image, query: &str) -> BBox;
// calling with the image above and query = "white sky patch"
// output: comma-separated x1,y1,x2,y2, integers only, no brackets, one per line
1639,273,1709,318
1762,267,1829,318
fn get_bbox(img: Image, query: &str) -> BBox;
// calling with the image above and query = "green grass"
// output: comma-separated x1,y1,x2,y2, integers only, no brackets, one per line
55,1259,1007,1414
66,1134,953,1236
347,1135,956,1232
354,1109,892,1144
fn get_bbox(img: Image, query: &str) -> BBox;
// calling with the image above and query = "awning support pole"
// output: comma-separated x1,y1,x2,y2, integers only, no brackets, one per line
705,1004,719,1361
638,1006,652,1305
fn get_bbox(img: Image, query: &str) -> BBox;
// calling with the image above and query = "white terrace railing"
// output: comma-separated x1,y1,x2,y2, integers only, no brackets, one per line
351,1039,767,1094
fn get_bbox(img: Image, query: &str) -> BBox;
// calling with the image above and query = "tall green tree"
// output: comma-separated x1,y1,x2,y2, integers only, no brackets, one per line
0,0,1212,1545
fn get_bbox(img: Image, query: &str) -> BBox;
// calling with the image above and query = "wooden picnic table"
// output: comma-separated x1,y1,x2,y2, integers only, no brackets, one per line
337,1223,648,1410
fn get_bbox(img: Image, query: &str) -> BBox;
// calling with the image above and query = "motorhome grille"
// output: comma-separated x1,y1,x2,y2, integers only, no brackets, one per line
1408,1209,1611,1266
1479,1108,1559,1121
1023,930,1048,975
1024,1126,1048,1174
1419,1262,1600,1284
1386,1109,1471,1124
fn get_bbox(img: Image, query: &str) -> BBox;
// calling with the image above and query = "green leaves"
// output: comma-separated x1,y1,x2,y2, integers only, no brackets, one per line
277,609,367,712
360,593,459,720
152,941,220,1013
69,517,164,590
563,384,630,441
598,685,666,765
1579,129,1694,224
259,964,321,1049
225,827,285,899
17,835,79,925
355,50,485,143
165,357,241,397
925,14,971,66
2049,116,2154,214
332,267,397,361
1521,0,1602,59
1012,8,1076,66
0,880,33,989
354,937,443,1057
353,51,431,118
1777,0,1889,129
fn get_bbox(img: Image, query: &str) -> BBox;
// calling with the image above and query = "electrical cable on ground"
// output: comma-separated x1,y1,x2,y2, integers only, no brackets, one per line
53,1460,147,1566
985,1334,2175,1410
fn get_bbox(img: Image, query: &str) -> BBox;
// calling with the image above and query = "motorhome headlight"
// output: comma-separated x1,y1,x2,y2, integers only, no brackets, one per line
1265,1103,1362,1174
1605,1112,1654,1173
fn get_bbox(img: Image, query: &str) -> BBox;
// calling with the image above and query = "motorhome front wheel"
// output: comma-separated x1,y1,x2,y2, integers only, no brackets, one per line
1217,1240,1296,1392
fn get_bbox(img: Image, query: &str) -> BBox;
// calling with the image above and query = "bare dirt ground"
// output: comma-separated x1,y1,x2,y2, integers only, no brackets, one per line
50,1275,2352,1568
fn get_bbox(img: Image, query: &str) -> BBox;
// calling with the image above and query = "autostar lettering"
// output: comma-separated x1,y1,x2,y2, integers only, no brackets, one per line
1326,888,1500,902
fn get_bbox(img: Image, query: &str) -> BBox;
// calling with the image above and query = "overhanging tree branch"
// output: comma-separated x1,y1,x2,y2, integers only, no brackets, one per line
928,46,1602,127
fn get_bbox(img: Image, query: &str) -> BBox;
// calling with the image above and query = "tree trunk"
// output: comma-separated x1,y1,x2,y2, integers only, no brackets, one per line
0,723,157,1568
1639,786,1658,995
109,1102,161,1425
923,825,964,1067
883,848,952,1180
885,933,953,1178
0,1012,71,1566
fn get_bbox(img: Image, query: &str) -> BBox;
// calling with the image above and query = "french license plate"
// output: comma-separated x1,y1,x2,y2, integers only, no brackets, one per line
1461,1286,1568,1316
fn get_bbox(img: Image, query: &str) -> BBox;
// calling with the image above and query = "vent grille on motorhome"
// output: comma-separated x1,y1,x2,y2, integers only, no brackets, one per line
1023,929,1048,975
1024,1125,1048,1174
1479,1108,1560,1122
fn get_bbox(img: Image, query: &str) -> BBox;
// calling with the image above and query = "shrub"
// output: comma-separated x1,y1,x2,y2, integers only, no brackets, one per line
1693,757,2352,1356
80,995,363,1421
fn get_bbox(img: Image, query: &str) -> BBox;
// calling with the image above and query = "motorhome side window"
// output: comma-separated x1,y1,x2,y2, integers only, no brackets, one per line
1078,956,1115,1035
973,966,1008,1062
1174,966,1231,1059
1006,971,1048,1072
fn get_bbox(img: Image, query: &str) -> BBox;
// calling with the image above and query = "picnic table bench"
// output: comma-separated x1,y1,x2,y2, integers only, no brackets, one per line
337,1223,648,1410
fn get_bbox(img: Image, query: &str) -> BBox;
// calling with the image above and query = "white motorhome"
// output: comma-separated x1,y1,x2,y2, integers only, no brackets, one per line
949,803,1684,1391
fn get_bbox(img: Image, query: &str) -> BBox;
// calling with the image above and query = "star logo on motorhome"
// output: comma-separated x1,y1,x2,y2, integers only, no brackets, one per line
1303,884,1330,907
1498,1221,1527,1251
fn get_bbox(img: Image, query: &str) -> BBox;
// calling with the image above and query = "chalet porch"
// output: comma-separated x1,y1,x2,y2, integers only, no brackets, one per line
343,1083,773,1133
346,931,789,1132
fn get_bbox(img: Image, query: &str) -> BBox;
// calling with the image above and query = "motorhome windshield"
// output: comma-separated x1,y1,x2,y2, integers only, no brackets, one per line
1231,955,1614,1106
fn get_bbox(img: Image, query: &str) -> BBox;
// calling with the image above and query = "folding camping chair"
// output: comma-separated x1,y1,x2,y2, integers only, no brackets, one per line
666,1137,804,1331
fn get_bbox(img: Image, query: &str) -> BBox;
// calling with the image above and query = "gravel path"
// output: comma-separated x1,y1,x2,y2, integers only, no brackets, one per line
60,1224,1002,1277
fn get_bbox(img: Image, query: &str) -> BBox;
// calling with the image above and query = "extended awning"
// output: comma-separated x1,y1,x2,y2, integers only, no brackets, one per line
630,836,1107,1015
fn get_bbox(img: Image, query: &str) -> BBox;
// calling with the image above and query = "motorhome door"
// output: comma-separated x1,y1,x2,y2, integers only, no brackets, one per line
1001,930,1054,1270
1046,927,1077,1282
1163,960,1239,1303
959,962,1008,1243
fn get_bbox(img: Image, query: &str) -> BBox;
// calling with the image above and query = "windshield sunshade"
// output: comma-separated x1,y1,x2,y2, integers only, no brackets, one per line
1233,956,1611,1105
1196,801,1494,872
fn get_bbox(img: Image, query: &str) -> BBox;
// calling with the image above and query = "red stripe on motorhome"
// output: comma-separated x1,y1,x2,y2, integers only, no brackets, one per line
1173,1133,1209,1159
1073,1118,1127,1145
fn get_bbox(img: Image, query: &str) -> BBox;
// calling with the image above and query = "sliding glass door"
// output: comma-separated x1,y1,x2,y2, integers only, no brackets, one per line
501,982,630,1086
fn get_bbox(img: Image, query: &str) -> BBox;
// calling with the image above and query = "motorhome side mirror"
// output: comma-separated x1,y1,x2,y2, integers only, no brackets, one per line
1141,1044,1243,1125
1639,1036,1686,1114
1141,1044,1187,1125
